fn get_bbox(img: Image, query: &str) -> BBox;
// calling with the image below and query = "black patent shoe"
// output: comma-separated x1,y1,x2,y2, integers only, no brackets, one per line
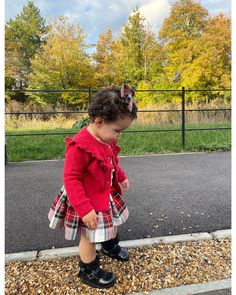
101,244,129,261
78,255,116,289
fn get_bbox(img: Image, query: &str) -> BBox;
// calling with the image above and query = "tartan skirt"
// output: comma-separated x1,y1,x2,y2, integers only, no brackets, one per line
48,185,129,243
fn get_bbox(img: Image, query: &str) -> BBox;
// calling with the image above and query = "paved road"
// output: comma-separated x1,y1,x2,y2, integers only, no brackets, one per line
5,152,231,253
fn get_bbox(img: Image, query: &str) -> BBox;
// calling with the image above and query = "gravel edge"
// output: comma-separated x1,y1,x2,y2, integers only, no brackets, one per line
5,229,231,294
128,278,231,295
5,229,231,263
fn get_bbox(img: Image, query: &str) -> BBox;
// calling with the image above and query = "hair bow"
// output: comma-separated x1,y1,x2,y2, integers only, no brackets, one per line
120,82,136,112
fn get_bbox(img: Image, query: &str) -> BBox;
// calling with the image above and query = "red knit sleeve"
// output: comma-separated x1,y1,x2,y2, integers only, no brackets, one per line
63,142,94,218
116,164,127,183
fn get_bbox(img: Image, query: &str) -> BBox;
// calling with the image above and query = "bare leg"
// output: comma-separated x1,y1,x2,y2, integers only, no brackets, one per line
79,234,96,263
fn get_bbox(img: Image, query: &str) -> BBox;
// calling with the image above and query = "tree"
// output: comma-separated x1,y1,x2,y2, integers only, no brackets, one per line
159,0,208,47
119,8,157,85
28,17,95,107
93,29,117,86
181,14,231,103
5,39,22,102
158,0,209,92
5,0,47,91
92,8,159,88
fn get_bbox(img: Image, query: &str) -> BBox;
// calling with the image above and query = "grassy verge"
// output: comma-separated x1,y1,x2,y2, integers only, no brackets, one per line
5,123,231,162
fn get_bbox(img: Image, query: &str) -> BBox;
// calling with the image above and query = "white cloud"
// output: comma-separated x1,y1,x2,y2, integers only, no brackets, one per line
139,0,171,33
64,0,136,41
61,0,171,43
5,0,231,43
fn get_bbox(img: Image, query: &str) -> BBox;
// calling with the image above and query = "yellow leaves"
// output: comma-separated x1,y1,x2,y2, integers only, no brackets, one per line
6,3,231,107
159,0,208,43
28,17,95,106
93,29,117,86
157,1,231,101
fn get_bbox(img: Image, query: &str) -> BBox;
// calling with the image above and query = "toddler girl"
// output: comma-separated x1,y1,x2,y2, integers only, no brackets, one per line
48,84,137,289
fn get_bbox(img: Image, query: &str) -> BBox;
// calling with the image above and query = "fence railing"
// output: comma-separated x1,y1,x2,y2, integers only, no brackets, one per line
5,87,231,163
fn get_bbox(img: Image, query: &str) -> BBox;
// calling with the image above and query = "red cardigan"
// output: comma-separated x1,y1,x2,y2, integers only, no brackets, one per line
63,127,127,218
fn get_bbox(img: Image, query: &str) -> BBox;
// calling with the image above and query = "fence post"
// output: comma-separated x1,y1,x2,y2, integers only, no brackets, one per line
88,86,91,101
5,143,8,165
181,86,185,147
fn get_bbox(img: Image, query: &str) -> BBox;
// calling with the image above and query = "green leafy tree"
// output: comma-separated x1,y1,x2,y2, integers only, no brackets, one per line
5,39,22,102
5,0,47,92
93,8,158,87
93,29,117,86
120,8,146,83
119,8,156,85
28,17,95,107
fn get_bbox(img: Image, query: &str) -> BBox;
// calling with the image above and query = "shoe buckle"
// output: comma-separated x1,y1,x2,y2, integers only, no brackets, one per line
87,272,95,279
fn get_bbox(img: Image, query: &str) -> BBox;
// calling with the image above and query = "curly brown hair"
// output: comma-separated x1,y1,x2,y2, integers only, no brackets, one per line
88,87,138,123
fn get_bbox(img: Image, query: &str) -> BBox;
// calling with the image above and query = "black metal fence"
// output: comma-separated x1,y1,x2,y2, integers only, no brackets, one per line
5,87,231,163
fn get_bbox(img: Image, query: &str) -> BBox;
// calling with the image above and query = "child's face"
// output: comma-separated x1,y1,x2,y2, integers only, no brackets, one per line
96,117,133,144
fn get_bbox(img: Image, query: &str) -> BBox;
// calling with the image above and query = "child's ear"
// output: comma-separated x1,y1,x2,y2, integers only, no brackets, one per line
94,117,105,128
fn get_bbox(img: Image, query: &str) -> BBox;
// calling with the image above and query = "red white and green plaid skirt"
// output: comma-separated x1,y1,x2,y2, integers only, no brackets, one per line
48,185,129,243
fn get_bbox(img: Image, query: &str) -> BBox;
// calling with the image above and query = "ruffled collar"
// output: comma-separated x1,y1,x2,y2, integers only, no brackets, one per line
65,127,121,170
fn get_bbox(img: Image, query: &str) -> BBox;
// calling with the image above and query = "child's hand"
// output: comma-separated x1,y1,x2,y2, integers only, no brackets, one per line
82,210,98,230
120,179,129,192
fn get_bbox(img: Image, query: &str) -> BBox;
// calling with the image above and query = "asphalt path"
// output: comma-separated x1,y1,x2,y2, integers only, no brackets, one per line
5,152,231,254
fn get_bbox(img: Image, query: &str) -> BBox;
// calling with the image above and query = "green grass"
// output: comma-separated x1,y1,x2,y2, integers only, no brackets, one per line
5,123,231,162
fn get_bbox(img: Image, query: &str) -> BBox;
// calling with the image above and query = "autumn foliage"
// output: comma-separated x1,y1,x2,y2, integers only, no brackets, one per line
5,0,231,108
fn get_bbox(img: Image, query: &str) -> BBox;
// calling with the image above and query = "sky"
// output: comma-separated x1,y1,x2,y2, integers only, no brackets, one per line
4,0,231,45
